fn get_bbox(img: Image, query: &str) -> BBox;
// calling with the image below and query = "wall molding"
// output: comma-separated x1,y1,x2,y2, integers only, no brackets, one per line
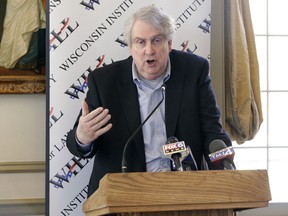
0,161,45,173
0,198,45,215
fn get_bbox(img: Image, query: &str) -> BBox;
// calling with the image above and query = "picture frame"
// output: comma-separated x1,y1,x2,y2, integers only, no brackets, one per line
0,66,45,94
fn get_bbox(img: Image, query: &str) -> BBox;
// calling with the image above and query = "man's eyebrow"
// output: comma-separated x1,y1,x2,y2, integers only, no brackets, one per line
133,34,164,41
133,37,144,40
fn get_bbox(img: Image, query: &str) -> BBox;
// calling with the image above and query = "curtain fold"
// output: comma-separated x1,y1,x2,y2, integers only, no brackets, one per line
224,0,263,144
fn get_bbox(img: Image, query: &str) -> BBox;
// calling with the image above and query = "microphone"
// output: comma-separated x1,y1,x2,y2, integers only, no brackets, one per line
162,136,186,171
180,146,198,171
208,139,236,170
121,84,166,173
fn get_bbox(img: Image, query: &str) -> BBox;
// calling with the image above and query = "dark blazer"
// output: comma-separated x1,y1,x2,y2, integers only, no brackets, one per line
67,49,231,197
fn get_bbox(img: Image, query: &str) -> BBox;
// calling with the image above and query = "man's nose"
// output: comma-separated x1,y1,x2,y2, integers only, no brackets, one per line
145,42,156,55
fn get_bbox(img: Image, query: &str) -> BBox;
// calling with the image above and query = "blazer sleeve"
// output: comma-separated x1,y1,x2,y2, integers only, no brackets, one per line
197,58,232,164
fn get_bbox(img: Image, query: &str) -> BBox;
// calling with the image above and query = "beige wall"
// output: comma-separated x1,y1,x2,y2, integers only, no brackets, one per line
0,94,45,215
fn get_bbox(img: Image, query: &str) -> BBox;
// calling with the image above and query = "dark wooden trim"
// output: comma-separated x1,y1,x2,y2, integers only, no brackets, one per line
0,66,45,94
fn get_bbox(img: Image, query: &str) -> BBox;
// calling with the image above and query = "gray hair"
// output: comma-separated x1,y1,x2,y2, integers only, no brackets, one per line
123,5,176,46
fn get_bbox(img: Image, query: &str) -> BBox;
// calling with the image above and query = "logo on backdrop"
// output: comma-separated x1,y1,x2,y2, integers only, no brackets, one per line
50,157,91,189
199,14,211,33
49,106,64,128
64,55,114,99
50,18,80,52
115,33,128,47
80,0,101,10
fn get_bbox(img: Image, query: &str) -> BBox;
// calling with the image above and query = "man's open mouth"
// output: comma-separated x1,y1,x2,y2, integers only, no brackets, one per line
146,60,155,64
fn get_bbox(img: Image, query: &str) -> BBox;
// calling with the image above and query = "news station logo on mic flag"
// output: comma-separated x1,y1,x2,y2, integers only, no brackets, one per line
209,146,235,163
48,0,211,215
163,141,186,155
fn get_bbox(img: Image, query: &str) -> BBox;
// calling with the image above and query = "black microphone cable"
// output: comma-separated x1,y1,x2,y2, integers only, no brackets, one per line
121,84,166,173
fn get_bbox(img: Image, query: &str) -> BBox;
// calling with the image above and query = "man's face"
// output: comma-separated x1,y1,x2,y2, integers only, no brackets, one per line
130,20,172,80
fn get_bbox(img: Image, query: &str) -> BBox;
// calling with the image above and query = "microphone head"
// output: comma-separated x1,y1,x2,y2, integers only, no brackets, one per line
209,139,227,153
163,137,185,171
208,139,236,170
166,136,178,144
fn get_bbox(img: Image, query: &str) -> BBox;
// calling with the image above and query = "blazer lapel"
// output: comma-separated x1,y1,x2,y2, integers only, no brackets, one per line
118,80,142,138
165,53,186,138
116,60,145,156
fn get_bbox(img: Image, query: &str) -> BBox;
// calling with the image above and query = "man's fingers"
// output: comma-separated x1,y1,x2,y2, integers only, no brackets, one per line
77,104,112,144
94,123,113,137
81,101,90,116
91,112,111,131
82,102,105,123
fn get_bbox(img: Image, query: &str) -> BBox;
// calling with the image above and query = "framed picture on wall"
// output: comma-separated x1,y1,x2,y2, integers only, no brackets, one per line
0,0,46,94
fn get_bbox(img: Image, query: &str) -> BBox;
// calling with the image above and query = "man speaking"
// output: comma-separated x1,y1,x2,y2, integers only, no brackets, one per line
66,4,232,198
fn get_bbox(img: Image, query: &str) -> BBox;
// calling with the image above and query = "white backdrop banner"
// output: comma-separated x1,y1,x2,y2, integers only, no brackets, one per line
48,0,211,215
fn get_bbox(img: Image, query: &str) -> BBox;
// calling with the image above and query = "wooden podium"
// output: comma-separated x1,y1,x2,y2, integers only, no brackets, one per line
83,170,271,216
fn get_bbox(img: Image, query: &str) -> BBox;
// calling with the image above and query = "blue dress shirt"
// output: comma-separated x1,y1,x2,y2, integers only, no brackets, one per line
132,59,171,172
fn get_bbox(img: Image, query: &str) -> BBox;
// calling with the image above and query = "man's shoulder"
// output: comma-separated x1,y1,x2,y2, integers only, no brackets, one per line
170,49,207,63
93,56,132,74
